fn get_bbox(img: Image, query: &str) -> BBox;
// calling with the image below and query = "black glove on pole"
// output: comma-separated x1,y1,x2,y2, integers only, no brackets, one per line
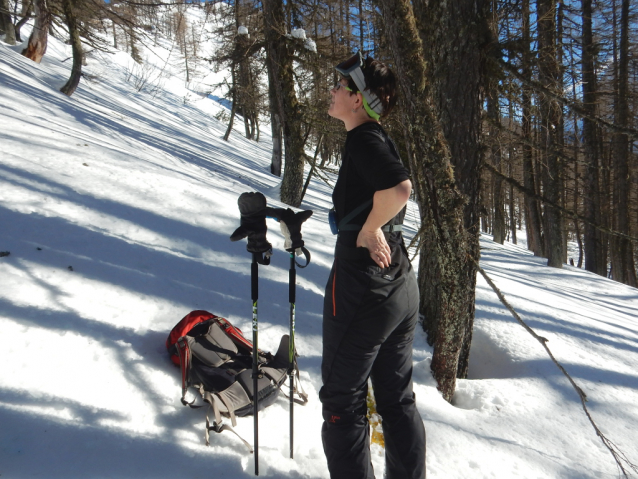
231,192,272,264
266,207,312,266
230,192,272,476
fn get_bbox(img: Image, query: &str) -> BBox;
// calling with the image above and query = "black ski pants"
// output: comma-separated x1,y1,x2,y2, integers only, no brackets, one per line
320,257,426,479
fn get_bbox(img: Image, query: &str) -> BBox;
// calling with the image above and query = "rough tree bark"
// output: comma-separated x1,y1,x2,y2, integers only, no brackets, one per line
267,64,283,176
507,92,517,244
414,0,487,379
263,0,305,207
60,0,83,97
377,0,487,401
21,0,50,63
235,2,257,141
223,68,238,142
0,0,17,45
581,0,606,277
610,0,637,286
14,0,33,43
487,0,505,245
537,0,564,268
521,0,544,257
488,90,506,244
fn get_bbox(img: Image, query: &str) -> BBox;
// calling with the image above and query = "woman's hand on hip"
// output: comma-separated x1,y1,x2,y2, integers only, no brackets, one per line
357,228,391,268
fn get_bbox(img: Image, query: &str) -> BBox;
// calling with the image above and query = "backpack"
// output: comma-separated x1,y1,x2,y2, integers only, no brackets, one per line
166,310,307,449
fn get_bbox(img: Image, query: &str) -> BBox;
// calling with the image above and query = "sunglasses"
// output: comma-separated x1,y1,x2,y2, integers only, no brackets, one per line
333,82,353,92
334,51,382,120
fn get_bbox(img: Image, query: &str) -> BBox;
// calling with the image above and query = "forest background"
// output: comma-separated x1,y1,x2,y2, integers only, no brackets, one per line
1,0,637,433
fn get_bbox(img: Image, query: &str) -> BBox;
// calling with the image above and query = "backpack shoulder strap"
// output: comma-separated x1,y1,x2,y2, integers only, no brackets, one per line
215,317,254,353
204,400,253,452
337,199,373,232
337,132,406,234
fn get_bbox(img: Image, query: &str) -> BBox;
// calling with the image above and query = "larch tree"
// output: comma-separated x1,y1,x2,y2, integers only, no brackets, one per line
581,0,607,276
610,0,637,286
22,0,51,63
377,0,488,401
59,0,83,96
0,0,17,45
263,0,308,207
537,0,564,268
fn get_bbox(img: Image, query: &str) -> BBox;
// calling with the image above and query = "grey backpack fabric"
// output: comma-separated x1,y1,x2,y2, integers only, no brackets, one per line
175,317,307,449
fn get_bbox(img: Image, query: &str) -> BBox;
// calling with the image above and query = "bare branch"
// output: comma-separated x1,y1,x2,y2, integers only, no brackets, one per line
499,58,638,140
477,264,638,478
483,161,638,244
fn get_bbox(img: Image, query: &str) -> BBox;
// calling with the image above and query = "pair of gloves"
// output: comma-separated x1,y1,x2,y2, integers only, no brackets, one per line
230,192,312,261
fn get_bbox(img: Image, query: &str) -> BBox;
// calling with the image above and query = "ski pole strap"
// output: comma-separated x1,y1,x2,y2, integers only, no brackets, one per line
293,246,311,268
292,362,309,404
280,364,309,405
254,250,271,265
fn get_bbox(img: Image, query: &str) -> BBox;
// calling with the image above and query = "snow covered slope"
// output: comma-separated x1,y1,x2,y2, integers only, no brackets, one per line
1,24,637,479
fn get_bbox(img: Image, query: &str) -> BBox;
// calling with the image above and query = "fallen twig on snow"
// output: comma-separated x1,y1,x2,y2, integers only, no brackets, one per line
476,263,638,478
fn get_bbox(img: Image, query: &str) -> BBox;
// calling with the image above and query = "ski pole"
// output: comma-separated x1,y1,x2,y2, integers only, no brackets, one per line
288,251,296,459
230,192,273,476
252,252,260,476
263,206,312,460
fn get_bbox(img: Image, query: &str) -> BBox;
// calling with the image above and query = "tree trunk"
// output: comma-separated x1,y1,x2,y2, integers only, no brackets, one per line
507,93,517,244
60,0,83,97
223,68,238,142
610,0,637,286
263,0,305,206
270,112,282,175
581,0,606,277
521,0,544,257
417,0,486,380
508,162,517,244
14,0,33,42
128,16,141,64
267,57,282,176
537,0,564,268
1,0,17,45
378,0,486,401
235,1,256,141
21,0,50,63
571,101,584,269
488,91,506,244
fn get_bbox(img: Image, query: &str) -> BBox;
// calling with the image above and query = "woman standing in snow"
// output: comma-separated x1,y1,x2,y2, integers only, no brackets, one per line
320,52,426,479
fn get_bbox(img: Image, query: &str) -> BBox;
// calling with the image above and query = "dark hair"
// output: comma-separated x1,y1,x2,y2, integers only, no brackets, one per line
345,56,398,118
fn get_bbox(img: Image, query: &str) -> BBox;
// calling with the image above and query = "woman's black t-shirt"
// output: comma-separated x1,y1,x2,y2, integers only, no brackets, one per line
332,122,410,251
